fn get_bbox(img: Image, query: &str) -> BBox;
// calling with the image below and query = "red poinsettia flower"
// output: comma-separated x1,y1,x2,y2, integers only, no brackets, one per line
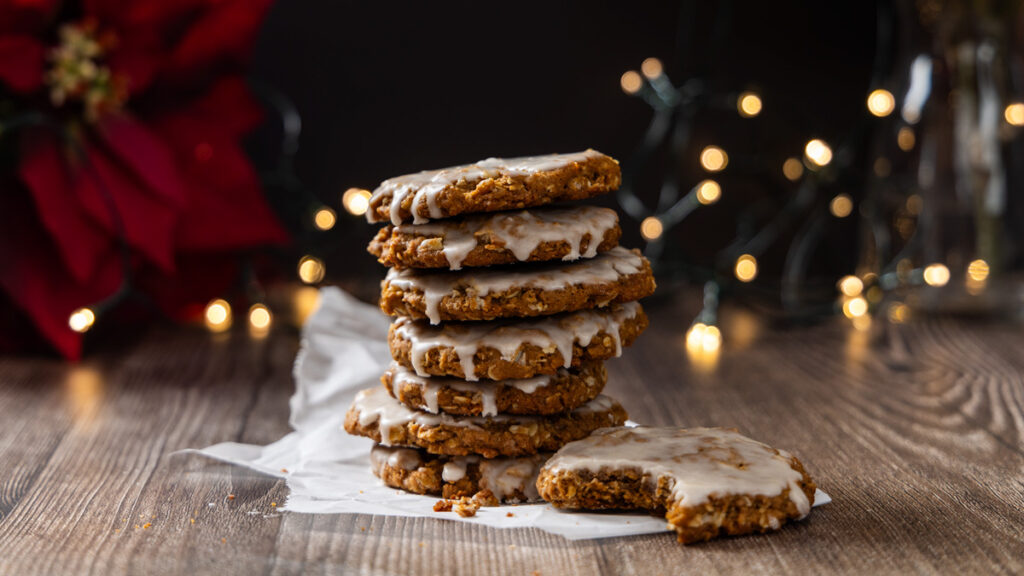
0,0,289,359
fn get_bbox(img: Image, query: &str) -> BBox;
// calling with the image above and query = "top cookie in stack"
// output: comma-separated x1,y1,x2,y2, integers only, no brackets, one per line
345,150,655,504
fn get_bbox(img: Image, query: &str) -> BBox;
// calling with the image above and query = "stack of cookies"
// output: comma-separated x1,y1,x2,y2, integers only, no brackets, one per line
344,150,656,505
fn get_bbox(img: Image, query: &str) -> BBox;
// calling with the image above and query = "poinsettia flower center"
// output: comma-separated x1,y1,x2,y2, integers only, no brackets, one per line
45,18,126,123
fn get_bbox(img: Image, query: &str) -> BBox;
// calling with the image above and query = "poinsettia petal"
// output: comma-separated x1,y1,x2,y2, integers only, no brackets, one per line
95,113,187,208
73,140,180,274
0,185,123,360
152,113,288,251
159,0,273,89
19,128,113,284
0,35,45,93
188,76,264,137
0,0,59,36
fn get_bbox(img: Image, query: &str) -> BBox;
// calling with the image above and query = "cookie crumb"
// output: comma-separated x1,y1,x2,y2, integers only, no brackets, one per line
433,500,454,512
454,497,480,518
270,502,277,507
471,490,498,507
221,538,227,544
280,468,289,474
506,512,514,517
142,523,151,530
227,494,235,500
190,518,195,525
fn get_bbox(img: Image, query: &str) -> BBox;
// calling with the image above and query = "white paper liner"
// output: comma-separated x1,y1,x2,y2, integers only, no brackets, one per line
183,287,830,540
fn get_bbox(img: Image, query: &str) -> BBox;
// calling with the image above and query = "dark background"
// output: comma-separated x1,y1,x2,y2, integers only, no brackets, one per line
251,1,877,290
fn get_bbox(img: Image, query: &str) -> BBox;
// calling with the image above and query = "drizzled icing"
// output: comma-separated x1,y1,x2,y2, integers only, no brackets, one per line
368,150,606,225
392,301,642,380
352,385,617,447
395,206,619,270
369,445,548,502
387,362,583,416
384,246,646,324
544,427,812,516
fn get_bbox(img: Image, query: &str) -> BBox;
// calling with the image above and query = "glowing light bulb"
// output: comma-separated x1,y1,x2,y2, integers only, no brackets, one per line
829,194,853,218
734,254,757,282
699,146,728,172
887,302,909,324
905,194,923,215
1005,102,1024,126
923,263,950,286
640,217,663,240
804,139,833,167
737,92,762,118
686,323,706,352
298,256,326,284
782,157,803,181
696,180,721,205
967,259,989,282
640,58,663,79
701,325,722,352
897,127,915,151
867,89,895,117
838,275,863,297
843,296,868,318
342,188,371,216
68,307,95,333
313,207,337,230
204,299,232,332
248,303,272,333
620,70,642,94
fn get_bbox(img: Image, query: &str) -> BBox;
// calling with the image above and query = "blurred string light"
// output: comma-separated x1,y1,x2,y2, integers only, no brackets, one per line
866,89,895,117
248,303,272,334
897,127,915,151
298,255,326,284
640,57,663,79
314,207,337,230
734,254,757,282
829,194,853,218
620,70,643,94
804,139,833,167
923,263,950,286
696,180,721,205
699,146,728,172
204,299,232,332
1005,102,1024,126
640,217,663,240
838,275,863,297
737,92,762,117
68,307,96,333
343,188,371,216
782,157,803,181
842,296,868,318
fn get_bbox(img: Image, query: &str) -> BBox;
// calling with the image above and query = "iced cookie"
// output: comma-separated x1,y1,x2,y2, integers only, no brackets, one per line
536,427,817,544
389,301,647,380
382,361,606,417
370,444,548,503
366,150,620,225
380,247,655,324
343,386,628,458
368,206,621,270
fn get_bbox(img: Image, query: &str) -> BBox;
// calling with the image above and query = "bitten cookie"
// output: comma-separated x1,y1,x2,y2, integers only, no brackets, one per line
368,206,621,270
382,361,606,417
536,427,817,544
344,386,628,458
389,301,648,380
366,150,621,225
370,444,549,503
380,247,655,324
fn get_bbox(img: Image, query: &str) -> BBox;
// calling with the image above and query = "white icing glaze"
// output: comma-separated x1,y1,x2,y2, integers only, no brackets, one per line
544,427,812,517
368,150,606,225
388,362,567,416
392,301,641,381
385,246,645,324
396,206,619,270
352,385,619,446
369,444,423,473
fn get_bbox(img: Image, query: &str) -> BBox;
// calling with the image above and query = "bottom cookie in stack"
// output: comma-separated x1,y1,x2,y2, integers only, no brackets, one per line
344,382,628,505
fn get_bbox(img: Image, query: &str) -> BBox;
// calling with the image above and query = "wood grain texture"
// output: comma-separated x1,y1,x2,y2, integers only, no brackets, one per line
1,294,1023,575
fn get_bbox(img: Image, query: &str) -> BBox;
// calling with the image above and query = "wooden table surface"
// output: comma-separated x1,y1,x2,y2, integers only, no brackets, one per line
1,293,1023,575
